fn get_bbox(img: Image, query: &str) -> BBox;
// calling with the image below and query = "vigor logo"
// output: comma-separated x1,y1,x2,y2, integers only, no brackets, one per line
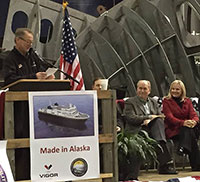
39,164,58,179
44,164,52,170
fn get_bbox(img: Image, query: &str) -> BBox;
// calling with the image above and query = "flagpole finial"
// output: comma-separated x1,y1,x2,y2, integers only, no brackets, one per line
63,0,68,10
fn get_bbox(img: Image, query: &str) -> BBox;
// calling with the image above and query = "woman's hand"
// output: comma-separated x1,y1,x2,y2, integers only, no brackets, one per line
183,120,197,128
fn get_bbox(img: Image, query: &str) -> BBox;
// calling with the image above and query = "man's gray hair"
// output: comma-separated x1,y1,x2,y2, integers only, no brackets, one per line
15,28,33,38
137,80,151,89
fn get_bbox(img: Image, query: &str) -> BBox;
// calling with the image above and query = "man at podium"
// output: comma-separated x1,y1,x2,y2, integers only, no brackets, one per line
3,27,54,86
3,28,55,180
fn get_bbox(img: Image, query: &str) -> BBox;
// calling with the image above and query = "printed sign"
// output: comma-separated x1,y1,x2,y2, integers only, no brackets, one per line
29,91,99,181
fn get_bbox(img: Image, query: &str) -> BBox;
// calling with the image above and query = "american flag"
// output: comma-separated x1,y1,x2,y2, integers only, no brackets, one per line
60,2,85,90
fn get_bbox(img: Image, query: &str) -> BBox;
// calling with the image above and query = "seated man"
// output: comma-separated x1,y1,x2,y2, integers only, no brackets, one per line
92,78,102,90
92,77,109,91
124,80,177,174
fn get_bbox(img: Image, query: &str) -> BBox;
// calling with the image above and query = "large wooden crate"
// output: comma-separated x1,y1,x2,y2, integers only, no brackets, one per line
4,90,118,182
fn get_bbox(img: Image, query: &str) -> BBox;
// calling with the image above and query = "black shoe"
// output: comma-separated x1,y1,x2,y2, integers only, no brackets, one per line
192,167,200,171
177,146,185,156
128,178,138,180
159,164,178,174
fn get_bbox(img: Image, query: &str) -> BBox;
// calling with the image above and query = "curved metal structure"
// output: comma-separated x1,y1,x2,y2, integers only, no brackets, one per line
76,27,137,96
77,0,200,97
107,5,175,96
91,16,161,95
131,0,196,96
1,0,200,97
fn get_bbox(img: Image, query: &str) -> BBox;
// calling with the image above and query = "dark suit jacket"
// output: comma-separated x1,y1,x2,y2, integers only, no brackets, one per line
162,97,199,139
124,96,162,133
3,47,46,86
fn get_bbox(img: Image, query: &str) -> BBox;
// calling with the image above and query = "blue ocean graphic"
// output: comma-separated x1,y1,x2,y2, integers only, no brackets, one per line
33,94,95,139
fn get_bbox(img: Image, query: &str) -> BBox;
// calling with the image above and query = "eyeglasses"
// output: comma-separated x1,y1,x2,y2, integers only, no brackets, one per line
19,37,33,45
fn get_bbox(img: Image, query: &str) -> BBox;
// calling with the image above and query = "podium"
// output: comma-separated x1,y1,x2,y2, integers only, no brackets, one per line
3,79,70,180
4,81,118,182
3,79,71,140
2,79,70,91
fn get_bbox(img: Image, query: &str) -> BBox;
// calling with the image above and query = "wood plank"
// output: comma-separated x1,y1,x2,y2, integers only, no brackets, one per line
97,90,112,99
111,91,119,182
5,90,113,102
99,133,113,143
6,134,114,149
101,93,118,182
4,102,14,139
73,173,113,182
16,173,113,182
2,79,70,90
100,173,113,178
5,92,28,101
7,138,30,149
73,179,102,182
4,101,15,176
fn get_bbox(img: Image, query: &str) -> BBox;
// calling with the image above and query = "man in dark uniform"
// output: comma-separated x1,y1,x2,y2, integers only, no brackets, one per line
3,28,54,180
124,80,177,175
4,28,54,85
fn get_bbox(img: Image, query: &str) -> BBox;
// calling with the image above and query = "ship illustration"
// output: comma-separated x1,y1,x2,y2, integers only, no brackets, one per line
38,103,90,129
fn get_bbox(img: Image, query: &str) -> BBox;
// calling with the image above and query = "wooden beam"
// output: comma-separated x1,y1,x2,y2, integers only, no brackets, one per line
99,133,113,143
16,173,113,182
97,90,112,99
5,90,113,102
7,138,30,149
6,134,114,149
5,91,28,101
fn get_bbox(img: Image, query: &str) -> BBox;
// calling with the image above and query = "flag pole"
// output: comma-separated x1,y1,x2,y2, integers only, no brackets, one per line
60,0,84,89
59,0,80,84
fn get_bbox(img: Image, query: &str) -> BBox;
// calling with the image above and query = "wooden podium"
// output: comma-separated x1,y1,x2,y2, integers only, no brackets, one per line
4,80,118,182
2,79,70,91
3,79,71,181
3,79,71,141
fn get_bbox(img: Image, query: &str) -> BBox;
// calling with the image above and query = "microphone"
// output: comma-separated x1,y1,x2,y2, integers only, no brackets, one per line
32,49,50,66
28,48,37,70
30,48,80,84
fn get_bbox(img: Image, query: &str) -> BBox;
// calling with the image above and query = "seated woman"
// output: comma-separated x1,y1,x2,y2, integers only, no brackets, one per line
162,80,200,171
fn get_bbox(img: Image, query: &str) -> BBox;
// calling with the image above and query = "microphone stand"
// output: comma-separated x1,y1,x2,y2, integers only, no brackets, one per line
34,51,80,84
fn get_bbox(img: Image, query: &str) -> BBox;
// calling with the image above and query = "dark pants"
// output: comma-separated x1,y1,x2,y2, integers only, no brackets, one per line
143,118,172,166
157,141,172,167
172,126,200,169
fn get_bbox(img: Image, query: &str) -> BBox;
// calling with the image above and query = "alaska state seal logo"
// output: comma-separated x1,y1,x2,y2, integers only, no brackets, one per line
70,158,88,177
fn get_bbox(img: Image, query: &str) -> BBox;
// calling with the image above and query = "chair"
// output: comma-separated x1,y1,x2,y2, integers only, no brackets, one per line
116,99,126,131
166,139,189,170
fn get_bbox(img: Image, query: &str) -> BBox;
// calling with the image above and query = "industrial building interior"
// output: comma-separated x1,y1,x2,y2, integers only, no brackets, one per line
1,0,200,97
0,0,200,181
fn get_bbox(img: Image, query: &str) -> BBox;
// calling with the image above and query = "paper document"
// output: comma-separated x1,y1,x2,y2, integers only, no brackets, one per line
46,68,58,77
